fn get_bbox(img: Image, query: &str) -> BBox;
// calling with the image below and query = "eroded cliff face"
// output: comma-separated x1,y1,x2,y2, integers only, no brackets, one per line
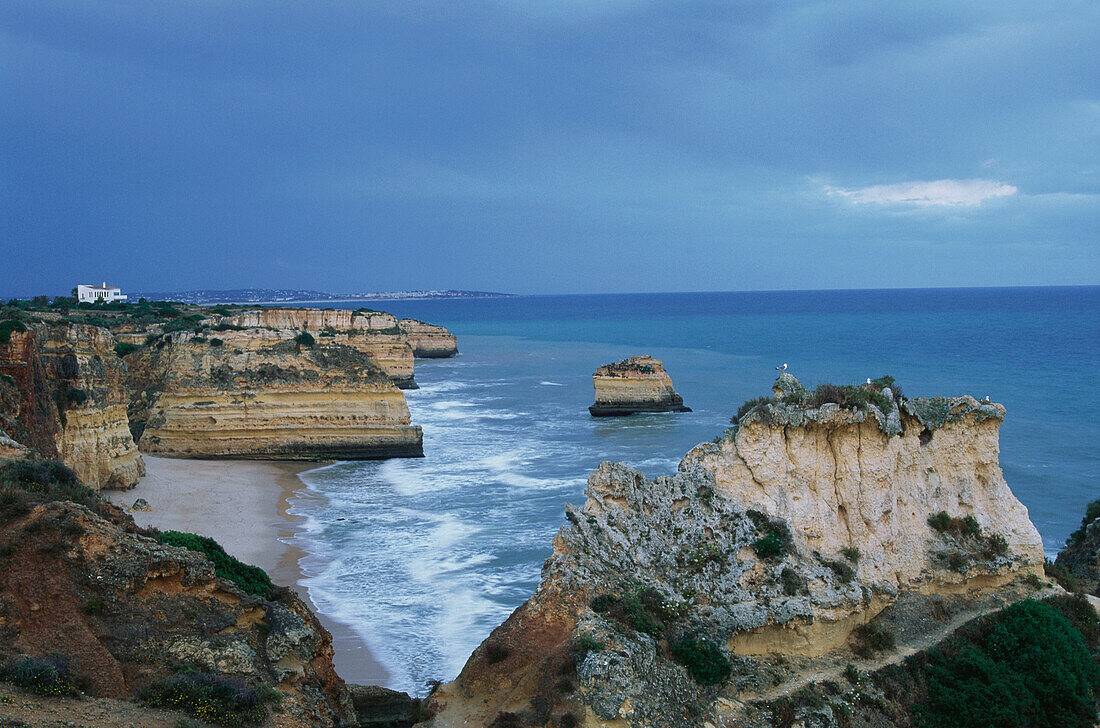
223,308,449,388
0,496,353,726
424,382,1044,728
589,355,691,417
133,331,423,459
398,319,458,358
0,324,143,489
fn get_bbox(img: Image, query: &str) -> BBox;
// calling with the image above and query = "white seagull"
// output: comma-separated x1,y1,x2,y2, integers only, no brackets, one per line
865,378,872,385
983,396,991,402
776,363,788,372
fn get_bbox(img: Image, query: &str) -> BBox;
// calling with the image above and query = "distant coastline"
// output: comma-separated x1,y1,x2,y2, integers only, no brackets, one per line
131,288,516,305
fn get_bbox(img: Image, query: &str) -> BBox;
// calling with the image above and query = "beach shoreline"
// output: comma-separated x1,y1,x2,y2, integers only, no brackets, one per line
104,455,390,686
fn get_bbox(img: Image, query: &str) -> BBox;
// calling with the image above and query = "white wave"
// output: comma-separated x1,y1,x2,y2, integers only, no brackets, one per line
539,381,564,386
410,379,470,394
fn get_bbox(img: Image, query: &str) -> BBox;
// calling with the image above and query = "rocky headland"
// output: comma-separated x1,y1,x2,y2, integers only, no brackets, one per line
589,355,691,417
129,330,423,460
0,299,458,473
422,375,1075,728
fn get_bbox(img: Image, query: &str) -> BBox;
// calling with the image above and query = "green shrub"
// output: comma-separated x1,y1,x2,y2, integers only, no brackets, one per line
841,546,861,563
781,567,808,596
155,531,272,598
294,332,315,348
140,673,267,726
114,342,140,357
749,516,793,561
806,382,891,413
910,599,1100,728
0,320,27,344
683,544,724,573
209,307,232,316
590,588,680,637
573,636,603,658
928,511,953,532
850,621,895,658
1067,499,1100,546
734,396,776,422
0,460,97,511
822,556,856,583
0,656,76,697
81,597,104,615
209,338,224,347
754,532,786,560
1045,559,1081,593
66,388,88,406
670,634,732,685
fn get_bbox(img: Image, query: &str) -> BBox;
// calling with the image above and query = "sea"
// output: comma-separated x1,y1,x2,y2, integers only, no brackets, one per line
284,287,1099,695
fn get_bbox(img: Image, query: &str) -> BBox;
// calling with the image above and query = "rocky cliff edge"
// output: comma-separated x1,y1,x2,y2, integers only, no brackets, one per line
424,375,1045,728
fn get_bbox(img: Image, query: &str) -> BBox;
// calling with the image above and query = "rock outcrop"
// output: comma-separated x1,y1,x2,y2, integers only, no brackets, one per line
131,331,423,460
588,355,691,417
1055,499,1100,596
223,308,457,388
423,378,1044,728
0,324,143,489
0,465,354,726
398,319,458,358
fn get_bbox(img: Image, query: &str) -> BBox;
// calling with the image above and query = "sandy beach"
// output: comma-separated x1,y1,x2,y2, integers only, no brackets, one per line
104,455,390,686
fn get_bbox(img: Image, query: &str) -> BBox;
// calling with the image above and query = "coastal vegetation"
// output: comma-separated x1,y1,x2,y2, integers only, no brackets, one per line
0,656,77,697
747,509,794,560
139,672,270,726
884,597,1098,728
154,530,273,598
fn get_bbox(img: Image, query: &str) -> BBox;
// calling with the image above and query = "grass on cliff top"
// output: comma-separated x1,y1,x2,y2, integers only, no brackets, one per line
139,673,269,726
874,596,1100,728
733,375,900,425
155,531,273,598
0,460,99,522
0,656,78,698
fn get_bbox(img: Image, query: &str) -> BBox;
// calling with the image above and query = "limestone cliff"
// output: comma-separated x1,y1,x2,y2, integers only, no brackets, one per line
589,355,691,417
132,330,423,460
0,323,143,489
423,377,1044,728
398,319,458,358
0,462,353,727
223,308,459,388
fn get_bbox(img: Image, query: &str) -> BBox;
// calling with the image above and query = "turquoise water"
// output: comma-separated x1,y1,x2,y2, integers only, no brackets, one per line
287,287,1099,694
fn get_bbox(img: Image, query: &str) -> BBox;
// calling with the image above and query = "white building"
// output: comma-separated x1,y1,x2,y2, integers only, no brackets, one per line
76,282,128,303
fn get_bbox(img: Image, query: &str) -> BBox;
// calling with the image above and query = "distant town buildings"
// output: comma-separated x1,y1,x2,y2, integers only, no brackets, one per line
76,282,127,303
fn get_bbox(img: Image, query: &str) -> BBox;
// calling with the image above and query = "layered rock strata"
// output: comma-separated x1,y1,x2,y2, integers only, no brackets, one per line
0,324,143,489
0,495,354,726
398,319,458,358
589,355,691,416
222,308,459,388
132,331,423,459
424,379,1043,728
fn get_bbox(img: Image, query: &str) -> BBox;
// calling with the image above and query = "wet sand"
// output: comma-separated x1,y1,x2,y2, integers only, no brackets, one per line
104,455,390,686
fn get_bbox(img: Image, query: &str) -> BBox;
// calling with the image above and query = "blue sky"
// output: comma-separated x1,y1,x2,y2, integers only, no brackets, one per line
2,1,1097,295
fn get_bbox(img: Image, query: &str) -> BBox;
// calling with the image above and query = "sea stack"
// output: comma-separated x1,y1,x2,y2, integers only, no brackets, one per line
588,355,691,417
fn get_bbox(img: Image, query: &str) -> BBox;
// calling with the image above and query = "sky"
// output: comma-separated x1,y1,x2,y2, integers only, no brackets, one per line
1,1,1097,296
